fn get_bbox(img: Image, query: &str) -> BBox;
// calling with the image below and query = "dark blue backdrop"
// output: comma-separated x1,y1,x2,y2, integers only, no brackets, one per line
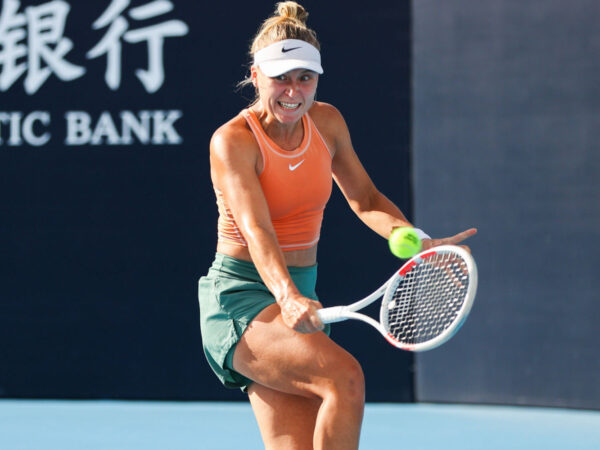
413,0,600,410
1,1,413,401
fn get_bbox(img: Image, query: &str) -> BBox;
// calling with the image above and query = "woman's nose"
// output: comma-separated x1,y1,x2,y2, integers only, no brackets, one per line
286,81,298,95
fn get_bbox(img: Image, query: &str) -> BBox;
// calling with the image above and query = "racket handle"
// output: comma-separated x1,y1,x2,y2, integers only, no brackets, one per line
317,306,347,324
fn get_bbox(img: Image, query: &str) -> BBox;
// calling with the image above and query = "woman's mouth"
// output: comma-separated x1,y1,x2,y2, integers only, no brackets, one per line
278,101,301,110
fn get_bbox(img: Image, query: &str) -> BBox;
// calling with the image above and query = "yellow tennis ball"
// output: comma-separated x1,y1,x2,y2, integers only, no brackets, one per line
388,227,422,259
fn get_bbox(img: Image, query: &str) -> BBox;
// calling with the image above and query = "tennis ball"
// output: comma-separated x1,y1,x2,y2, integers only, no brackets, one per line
388,227,422,259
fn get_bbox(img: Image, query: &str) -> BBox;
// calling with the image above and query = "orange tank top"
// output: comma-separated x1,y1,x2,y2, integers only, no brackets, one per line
216,108,333,251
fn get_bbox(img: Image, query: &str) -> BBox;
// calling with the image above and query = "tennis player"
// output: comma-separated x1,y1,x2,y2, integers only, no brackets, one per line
198,2,476,449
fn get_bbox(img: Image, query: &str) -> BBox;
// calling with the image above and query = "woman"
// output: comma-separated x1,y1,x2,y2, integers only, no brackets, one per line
199,2,476,449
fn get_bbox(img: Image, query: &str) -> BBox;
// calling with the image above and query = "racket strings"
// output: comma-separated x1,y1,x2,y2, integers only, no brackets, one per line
386,253,470,344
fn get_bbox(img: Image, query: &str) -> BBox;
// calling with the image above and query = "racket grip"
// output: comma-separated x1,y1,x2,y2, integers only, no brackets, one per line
317,306,347,324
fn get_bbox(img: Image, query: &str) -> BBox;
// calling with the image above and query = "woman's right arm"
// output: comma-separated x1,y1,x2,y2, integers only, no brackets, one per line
210,124,323,333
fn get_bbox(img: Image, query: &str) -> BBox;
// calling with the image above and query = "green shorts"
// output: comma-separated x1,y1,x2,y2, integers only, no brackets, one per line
198,253,329,391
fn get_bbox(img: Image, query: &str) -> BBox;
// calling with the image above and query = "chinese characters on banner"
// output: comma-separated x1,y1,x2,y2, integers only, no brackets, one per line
0,0,189,146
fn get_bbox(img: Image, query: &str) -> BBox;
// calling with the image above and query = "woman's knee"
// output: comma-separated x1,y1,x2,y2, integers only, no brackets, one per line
322,354,365,406
341,357,365,404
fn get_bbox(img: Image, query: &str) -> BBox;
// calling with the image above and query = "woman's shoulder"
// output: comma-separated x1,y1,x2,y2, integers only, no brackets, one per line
307,101,349,151
308,101,347,132
308,101,342,120
210,112,258,157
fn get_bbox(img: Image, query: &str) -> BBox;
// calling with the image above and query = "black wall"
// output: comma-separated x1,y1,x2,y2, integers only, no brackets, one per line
413,0,600,410
1,1,413,401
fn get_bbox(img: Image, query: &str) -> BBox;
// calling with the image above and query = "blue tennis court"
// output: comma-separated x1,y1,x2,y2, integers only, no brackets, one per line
1,400,598,449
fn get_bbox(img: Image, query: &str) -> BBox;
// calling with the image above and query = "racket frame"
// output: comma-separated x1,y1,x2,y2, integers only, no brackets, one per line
317,245,478,352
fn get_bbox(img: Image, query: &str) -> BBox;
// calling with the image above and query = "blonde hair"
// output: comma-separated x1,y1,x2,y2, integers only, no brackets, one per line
238,2,320,91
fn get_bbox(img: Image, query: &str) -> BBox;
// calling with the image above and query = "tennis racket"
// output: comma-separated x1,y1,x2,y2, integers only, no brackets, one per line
317,245,478,351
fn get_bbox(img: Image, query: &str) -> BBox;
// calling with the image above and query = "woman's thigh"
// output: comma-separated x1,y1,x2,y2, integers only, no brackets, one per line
232,303,363,399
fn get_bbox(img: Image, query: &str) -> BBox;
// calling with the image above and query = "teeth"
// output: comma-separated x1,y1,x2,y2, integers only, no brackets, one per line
279,101,300,109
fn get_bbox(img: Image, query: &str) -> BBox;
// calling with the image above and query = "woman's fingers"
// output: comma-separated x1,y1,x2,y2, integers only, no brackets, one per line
446,228,478,245
421,228,477,252
280,298,324,333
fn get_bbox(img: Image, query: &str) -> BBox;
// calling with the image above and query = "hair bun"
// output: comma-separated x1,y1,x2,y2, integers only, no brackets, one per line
276,1,309,24
247,1,319,56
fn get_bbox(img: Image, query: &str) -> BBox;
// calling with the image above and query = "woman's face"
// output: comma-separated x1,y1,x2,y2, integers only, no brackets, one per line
252,67,319,124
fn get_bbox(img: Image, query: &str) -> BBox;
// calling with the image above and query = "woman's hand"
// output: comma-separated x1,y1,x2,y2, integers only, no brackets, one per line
421,227,478,253
280,294,325,334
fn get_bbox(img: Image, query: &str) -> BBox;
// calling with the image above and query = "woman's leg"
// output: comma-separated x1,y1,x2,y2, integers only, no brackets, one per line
233,303,364,450
248,382,321,450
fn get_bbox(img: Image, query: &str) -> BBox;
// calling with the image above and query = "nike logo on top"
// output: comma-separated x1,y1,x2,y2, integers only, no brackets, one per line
289,160,305,171
281,46,301,53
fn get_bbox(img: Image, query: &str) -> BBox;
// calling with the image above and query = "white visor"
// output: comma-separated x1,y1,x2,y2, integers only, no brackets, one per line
253,39,323,77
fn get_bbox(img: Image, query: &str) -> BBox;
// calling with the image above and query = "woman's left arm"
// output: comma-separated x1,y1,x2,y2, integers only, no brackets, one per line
325,105,476,247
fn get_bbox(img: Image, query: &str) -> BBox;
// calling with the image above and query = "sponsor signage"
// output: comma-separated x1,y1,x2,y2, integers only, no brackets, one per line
0,0,189,146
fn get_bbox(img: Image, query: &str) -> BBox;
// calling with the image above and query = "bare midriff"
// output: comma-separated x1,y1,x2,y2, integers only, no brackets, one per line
217,241,318,267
